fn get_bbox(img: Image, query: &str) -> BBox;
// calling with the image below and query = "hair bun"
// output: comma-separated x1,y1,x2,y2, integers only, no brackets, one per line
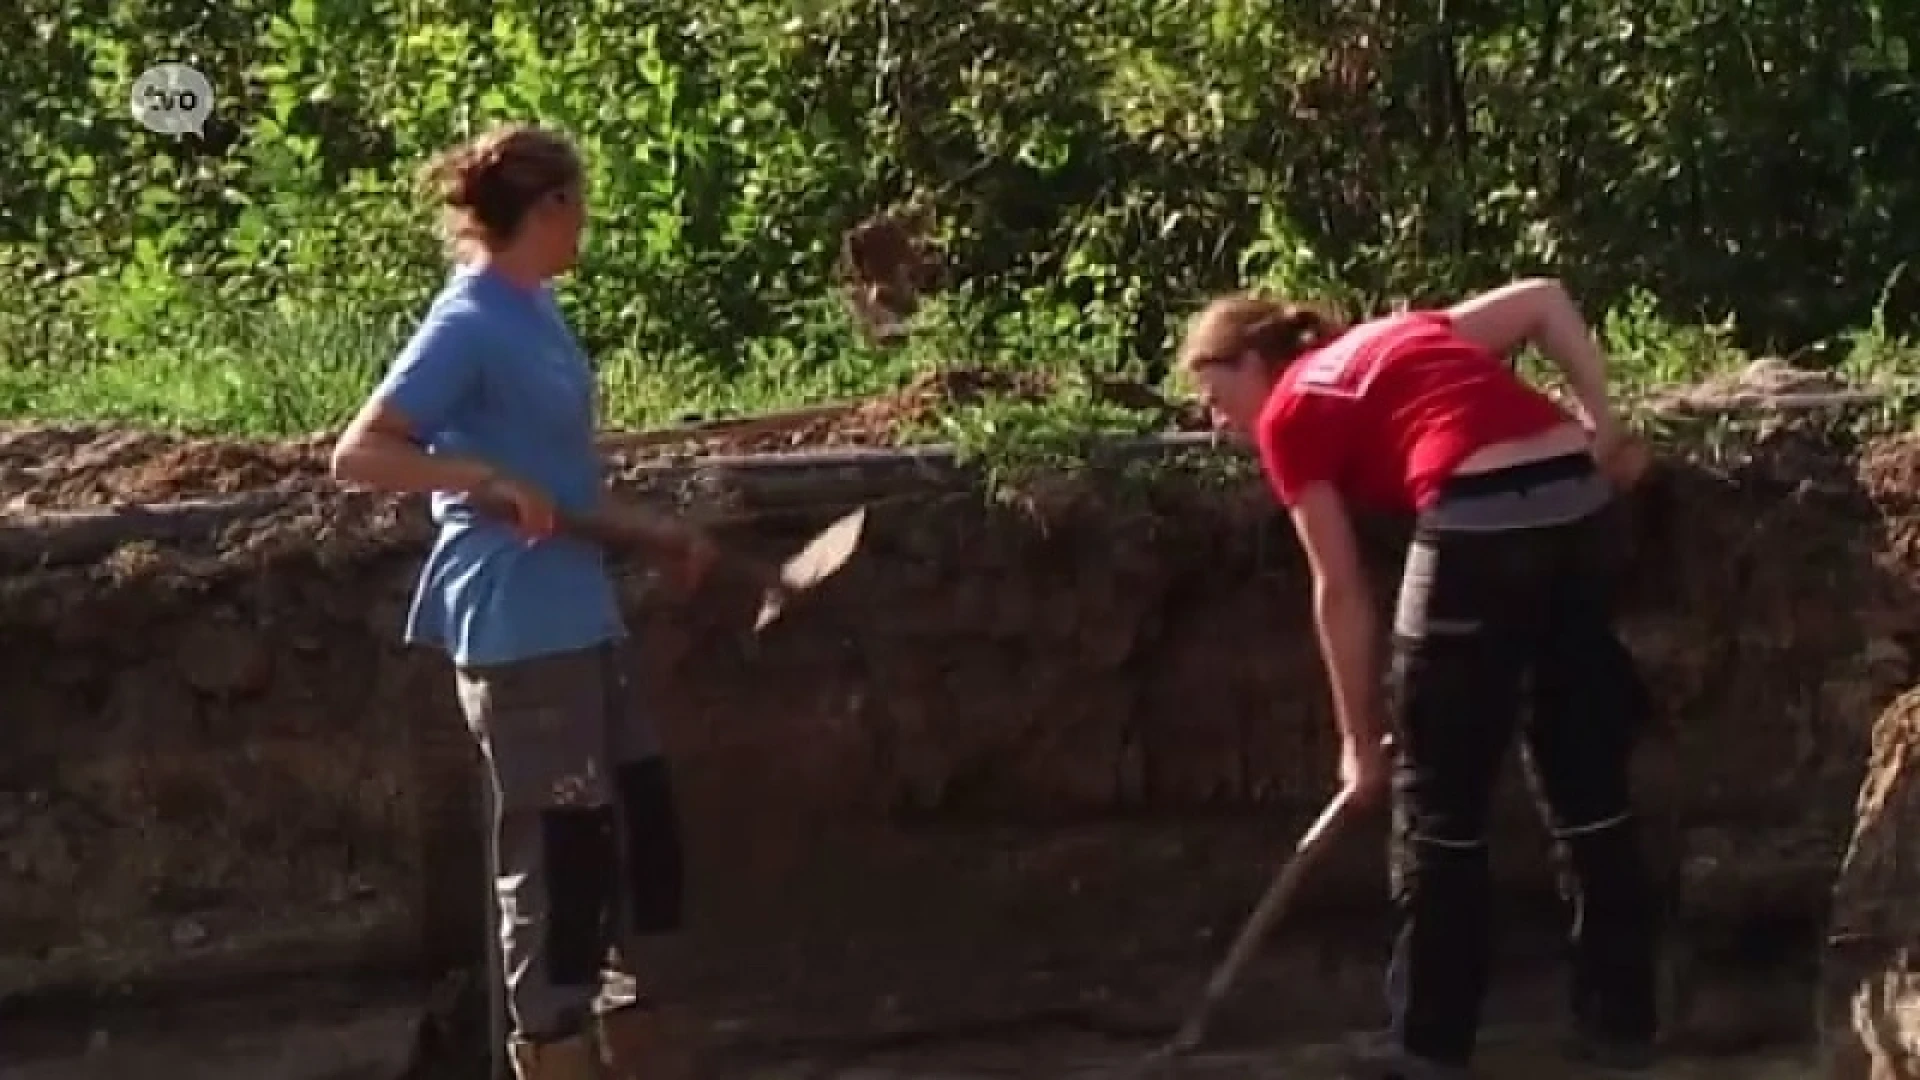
1239,302,1333,357
1177,292,1349,376
1277,306,1332,352
421,144,481,208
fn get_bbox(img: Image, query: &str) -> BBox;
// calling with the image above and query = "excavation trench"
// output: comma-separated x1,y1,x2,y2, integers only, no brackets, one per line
1,425,1917,1078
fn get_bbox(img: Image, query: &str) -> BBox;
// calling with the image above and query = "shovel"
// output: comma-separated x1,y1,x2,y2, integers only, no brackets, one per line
1126,787,1357,1076
747,505,866,631
468,491,867,632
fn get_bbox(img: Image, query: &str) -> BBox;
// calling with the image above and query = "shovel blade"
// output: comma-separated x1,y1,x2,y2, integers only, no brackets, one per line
780,507,866,590
752,507,866,631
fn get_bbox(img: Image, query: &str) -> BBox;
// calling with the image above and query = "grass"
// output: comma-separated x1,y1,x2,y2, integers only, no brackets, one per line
0,279,939,437
0,274,1915,469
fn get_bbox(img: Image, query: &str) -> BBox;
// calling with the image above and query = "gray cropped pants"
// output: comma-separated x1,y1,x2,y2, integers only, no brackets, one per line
453,640,686,1042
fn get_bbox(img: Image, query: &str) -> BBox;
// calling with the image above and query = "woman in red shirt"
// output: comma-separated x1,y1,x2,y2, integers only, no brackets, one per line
1178,278,1660,1079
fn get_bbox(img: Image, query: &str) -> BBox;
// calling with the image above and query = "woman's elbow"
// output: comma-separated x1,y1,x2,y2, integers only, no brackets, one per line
1509,277,1586,326
1449,277,1568,354
1508,275,1566,299
329,420,396,487
328,436,368,486
330,399,409,487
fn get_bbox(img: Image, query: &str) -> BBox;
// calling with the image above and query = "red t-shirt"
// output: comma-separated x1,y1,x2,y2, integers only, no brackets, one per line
1254,310,1572,513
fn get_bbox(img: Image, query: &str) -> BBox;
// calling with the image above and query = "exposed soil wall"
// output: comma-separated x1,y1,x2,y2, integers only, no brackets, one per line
2,425,1916,1062
1821,686,1920,1078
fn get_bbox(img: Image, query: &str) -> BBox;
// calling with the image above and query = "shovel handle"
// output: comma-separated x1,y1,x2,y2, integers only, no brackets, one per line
465,491,782,591
467,490,850,633
1166,788,1357,1052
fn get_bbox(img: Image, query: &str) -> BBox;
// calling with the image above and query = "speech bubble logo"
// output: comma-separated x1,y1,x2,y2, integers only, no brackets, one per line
130,62,215,137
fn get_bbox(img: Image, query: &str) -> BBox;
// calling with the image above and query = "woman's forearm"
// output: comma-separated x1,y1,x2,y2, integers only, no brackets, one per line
1529,291,1617,435
331,429,496,496
1314,577,1383,745
1448,278,1617,435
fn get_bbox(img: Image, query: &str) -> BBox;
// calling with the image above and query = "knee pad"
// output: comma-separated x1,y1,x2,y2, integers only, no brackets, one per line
540,806,619,985
616,758,685,936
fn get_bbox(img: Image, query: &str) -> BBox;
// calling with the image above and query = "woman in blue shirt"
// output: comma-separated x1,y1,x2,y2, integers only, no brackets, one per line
331,124,709,1080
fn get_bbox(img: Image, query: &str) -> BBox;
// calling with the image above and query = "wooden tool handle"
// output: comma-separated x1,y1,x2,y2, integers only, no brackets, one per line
1164,787,1356,1053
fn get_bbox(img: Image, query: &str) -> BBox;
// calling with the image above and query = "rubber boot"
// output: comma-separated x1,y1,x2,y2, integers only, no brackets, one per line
597,1000,701,1080
509,1032,602,1080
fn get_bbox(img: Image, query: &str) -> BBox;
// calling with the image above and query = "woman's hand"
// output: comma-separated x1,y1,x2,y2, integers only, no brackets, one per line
1338,732,1392,808
1590,423,1651,490
472,471,558,541
654,520,719,598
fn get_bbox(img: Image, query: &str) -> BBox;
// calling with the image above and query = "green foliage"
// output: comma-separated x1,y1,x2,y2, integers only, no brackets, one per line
1,0,1918,463
938,389,1163,498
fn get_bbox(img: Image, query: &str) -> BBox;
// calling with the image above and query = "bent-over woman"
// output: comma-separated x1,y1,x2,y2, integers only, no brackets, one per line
1177,279,1662,1079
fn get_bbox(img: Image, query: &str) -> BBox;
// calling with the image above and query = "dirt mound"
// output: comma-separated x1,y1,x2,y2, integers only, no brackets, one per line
1639,357,1901,416
0,367,1193,514
621,367,1194,462
0,426,335,511
1861,432,1920,505
630,367,1069,460
1820,683,1920,1079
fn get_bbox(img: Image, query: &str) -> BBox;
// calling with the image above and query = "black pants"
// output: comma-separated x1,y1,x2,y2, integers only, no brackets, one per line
1383,455,1660,1065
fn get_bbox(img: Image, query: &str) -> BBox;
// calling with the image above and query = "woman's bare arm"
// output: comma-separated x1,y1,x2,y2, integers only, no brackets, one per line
1288,485,1384,753
330,397,499,496
1447,277,1618,438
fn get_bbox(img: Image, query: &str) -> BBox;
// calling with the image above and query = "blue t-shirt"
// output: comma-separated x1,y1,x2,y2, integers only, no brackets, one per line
372,264,625,667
